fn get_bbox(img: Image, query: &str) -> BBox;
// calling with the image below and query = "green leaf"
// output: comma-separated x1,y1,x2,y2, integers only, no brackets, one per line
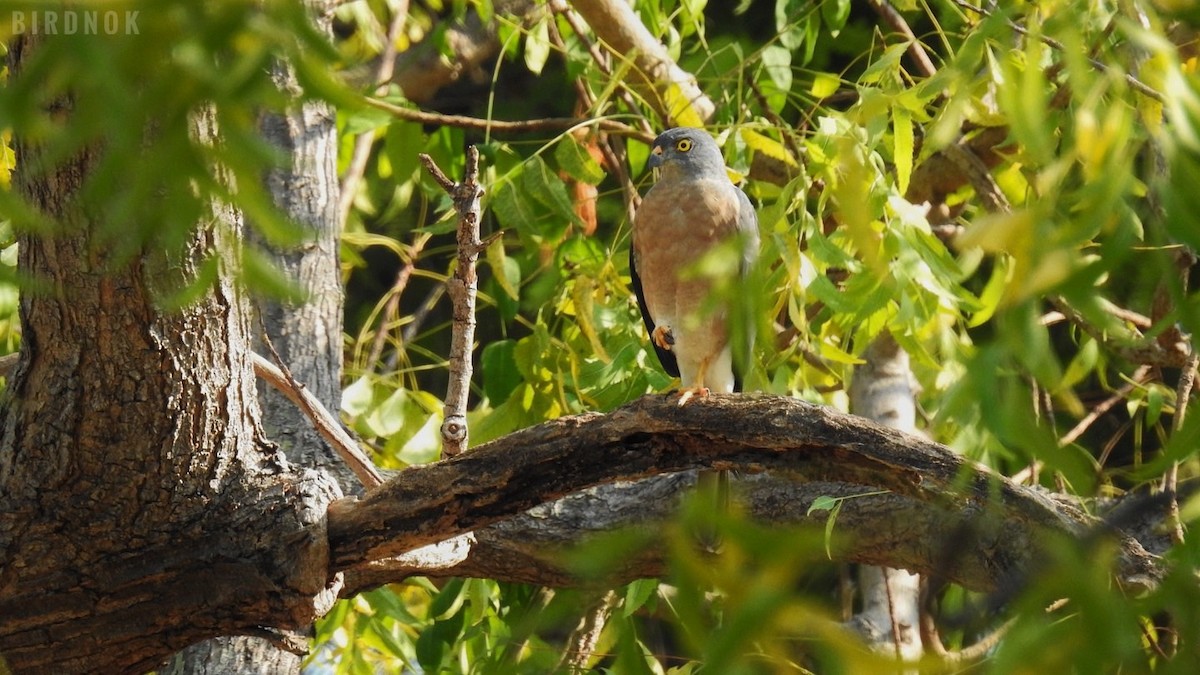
1146,384,1165,427
341,375,375,417
662,82,706,129
486,237,520,301
759,44,793,93
821,0,851,35
481,339,522,403
775,0,806,50
821,500,842,559
385,120,425,182
522,156,583,230
490,178,540,231
623,579,659,617
366,387,410,438
554,137,605,185
394,413,442,465
859,42,908,84
806,495,839,515
1000,39,1056,166
892,105,913,195
524,16,551,76
414,623,446,672
810,71,841,98
430,578,467,620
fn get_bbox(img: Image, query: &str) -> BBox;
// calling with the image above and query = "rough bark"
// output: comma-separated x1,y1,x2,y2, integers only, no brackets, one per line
0,36,340,675
164,32,348,675
326,394,1162,595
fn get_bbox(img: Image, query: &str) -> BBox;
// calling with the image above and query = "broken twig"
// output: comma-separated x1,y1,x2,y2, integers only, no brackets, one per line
421,148,485,457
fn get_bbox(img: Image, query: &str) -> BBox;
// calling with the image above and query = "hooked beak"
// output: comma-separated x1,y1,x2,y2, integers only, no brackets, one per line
647,145,664,170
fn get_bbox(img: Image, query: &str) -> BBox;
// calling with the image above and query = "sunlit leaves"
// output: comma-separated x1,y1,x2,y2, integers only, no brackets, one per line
892,105,913,194
758,44,793,112
0,0,340,280
341,375,443,467
523,14,551,75
998,30,1058,167
555,136,606,185
306,0,1200,672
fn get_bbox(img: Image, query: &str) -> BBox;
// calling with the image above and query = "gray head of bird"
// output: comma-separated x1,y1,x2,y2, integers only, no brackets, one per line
647,127,727,182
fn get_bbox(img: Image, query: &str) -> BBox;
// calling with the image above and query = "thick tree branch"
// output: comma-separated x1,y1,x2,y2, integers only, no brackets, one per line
569,0,715,124
326,395,1161,592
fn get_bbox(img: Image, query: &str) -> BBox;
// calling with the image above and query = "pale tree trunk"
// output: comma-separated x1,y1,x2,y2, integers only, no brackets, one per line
848,333,924,662
165,21,348,675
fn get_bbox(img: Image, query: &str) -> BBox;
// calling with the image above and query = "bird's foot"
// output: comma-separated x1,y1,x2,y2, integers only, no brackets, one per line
676,386,710,407
652,325,675,351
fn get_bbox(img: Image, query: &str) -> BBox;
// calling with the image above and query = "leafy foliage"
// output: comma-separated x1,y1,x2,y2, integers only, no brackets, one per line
321,0,1200,671
5,0,1200,672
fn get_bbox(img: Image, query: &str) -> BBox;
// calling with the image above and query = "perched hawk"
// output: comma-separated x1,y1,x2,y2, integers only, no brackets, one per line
631,128,760,403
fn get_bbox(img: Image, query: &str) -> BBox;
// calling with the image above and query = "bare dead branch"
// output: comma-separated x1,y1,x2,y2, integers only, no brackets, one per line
251,353,384,488
365,95,653,143
420,149,485,457
1058,365,1151,449
558,590,619,672
1166,351,1198,544
1049,296,1193,369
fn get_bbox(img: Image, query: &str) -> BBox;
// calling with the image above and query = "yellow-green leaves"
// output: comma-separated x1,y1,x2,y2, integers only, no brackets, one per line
892,105,913,195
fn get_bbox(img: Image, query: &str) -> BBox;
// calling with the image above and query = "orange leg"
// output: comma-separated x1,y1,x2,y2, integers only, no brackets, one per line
676,355,711,406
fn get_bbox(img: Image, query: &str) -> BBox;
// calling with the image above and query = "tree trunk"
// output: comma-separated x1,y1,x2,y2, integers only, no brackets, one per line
0,23,1174,675
165,27,348,675
848,334,924,662
0,36,339,675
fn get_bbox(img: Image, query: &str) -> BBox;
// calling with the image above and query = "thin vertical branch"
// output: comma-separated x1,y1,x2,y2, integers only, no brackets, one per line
1161,249,1196,546
1165,352,1197,545
557,590,620,673
364,232,432,374
420,148,484,457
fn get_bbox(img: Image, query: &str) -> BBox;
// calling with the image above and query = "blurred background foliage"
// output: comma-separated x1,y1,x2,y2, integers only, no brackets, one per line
5,0,1200,672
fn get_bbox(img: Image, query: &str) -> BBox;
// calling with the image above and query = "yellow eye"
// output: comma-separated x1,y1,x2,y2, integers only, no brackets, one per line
675,138,693,152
